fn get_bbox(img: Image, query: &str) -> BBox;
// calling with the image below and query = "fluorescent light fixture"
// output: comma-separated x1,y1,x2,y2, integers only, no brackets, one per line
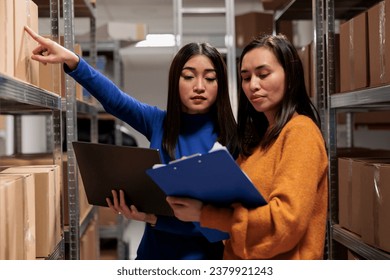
135,34,175,47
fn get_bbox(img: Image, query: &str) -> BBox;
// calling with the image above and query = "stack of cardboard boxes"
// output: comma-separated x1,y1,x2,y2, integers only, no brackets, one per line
0,152,96,259
338,153,390,254
0,164,61,259
0,0,86,101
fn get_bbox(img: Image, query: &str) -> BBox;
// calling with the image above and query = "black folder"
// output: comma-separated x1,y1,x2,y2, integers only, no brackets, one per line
72,141,174,216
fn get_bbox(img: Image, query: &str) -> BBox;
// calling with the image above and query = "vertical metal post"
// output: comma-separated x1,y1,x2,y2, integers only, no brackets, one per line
63,0,80,260
89,17,99,144
225,0,237,118
50,8,63,252
313,0,328,259
345,112,354,147
314,0,337,259
13,115,22,154
173,0,183,52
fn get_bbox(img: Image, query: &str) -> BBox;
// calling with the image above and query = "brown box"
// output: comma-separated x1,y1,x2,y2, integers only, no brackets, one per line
14,0,39,86
74,43,84,100
0,179,5,259
0,115,6,130
80,219,99,260
235,12,274,48
2,165,61,258
262,0,291,10
368,0,390,87
339,11,369,92
0,173,36,259
338,157,366,235
38,35,61,95
361,161,390,252
277,20,293,43
98,206,118,226
0,175,24,259
0,0,14,76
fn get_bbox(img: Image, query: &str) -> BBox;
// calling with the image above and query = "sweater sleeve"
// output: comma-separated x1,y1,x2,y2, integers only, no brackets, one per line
64,58,163,139
203,120,328,259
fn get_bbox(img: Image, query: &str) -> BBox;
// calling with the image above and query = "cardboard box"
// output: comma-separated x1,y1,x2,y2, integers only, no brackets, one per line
338,157,365,235
80,219,99,260
0,115,6,130
235,12,274,48
98,206,118,227
339,11,369,92
0,174,36,259
2,165,61,258
361,161,390,252
0,179,6,259
38,36,61,95
0,0,14,76
262,0,291,10
14,0,39,86
338,157,390,238
0,175,24,259
74,44,84,100
368,0,390,87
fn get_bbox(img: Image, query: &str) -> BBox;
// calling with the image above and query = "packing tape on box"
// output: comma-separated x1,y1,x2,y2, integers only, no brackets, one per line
347,158,353,228
373,164,382,246
379,2,386,83
349,20,355,90
25,0,32,83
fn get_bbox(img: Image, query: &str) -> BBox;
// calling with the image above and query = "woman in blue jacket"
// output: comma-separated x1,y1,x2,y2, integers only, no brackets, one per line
25,26,237,260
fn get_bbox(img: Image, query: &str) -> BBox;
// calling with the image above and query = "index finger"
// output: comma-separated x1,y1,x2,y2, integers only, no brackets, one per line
24,25,43,43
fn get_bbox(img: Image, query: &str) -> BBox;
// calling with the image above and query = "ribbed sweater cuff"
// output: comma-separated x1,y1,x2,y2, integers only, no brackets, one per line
200,204,234,233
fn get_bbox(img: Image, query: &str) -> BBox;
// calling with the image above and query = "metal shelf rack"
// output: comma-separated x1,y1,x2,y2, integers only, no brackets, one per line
268,0,390,260
0,0,64,259
34,0,99,260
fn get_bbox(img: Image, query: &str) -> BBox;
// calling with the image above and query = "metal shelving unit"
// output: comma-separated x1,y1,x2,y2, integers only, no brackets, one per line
269,0,390,260
77,40,130,260
61,0,98,260
36,0,99,260
0,0,64,259
0,75,64,259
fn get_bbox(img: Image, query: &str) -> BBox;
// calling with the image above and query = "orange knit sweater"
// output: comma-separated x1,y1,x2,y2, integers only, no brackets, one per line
200,115,328,259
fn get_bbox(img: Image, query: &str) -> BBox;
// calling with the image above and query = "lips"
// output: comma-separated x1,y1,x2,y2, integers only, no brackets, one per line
191,96,206,100
250,95,265,102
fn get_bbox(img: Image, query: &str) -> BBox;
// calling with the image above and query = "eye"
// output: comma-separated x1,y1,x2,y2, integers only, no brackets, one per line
241,75,250,82
259,73,269,79
182,74,194,80
205,77,217,82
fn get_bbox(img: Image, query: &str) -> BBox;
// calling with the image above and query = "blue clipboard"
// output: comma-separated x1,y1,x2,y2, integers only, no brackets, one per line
146,149,267,242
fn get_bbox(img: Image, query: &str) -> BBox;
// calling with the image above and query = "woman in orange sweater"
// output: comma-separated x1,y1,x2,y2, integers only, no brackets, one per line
167,34,329,260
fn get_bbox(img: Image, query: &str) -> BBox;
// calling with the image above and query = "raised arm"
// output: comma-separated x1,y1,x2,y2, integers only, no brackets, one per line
24,25,79,70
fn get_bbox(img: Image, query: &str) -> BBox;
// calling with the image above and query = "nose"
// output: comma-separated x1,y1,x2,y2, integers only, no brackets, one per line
249,76,260,92
193,78,205,93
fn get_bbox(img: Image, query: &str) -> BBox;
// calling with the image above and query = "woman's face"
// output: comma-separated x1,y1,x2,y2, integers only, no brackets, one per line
179,54,218,114
240,47,285,125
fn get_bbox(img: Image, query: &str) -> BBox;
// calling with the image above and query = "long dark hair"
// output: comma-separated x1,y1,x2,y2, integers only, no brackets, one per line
163,42,237,159
237,34,320,157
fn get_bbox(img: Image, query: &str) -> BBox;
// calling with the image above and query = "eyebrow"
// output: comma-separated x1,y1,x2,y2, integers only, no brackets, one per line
240,65,267,74
182,66,216,73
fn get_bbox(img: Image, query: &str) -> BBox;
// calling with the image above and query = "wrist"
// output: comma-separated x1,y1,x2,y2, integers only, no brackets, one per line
65,52,80,71
145,214,157,227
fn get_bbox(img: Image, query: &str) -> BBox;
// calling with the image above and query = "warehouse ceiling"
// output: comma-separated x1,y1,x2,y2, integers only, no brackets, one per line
96,0,265,34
